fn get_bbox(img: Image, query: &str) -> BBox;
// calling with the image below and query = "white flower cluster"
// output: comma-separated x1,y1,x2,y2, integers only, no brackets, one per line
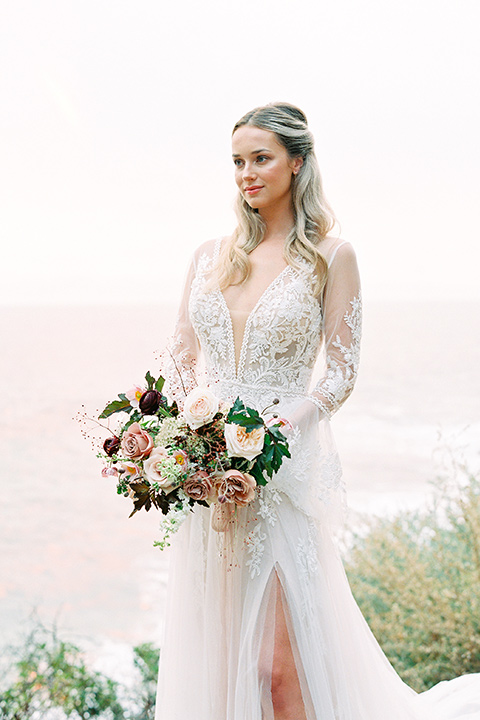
155,494,192,550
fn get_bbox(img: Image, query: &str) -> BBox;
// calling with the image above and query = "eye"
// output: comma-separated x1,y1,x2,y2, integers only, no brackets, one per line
233,158,244,167
256,155,269,163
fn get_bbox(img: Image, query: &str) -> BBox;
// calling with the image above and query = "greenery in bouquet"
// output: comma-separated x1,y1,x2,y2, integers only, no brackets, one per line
96,371,290,548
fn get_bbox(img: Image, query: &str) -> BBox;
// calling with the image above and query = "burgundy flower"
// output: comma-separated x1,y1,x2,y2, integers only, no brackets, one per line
103,436,120,457
139,390,163,415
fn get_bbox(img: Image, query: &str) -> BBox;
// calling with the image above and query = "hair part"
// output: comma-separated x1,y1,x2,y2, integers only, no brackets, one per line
212,102,336,296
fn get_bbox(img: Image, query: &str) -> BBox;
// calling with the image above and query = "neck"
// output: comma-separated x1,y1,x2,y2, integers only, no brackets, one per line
259,202,295,245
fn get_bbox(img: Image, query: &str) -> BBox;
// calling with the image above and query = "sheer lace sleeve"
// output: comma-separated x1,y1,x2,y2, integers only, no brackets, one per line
162,255,201,407
307,241,362,419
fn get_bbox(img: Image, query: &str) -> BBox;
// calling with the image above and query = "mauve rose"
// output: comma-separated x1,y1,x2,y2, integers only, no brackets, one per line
120,422,154,459
183,471,213,502
103,436,121,457
139,390,163,415
224,423,265,461
214,469,256,507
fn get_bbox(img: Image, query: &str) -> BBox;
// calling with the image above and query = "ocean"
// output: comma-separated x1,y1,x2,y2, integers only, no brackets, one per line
1,300,479,653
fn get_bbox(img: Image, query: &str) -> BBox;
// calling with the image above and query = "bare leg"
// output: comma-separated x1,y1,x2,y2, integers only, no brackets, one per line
259,572,308,720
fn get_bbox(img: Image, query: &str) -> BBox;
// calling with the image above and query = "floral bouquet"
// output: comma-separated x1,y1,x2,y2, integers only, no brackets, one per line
97,371,291,548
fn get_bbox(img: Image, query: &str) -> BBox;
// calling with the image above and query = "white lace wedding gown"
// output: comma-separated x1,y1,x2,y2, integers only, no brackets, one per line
155,237,480,719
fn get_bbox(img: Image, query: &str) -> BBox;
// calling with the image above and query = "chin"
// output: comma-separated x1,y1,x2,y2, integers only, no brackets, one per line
243,196,263,210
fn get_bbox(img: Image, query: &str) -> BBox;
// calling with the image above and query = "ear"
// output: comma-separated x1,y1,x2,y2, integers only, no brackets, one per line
291,156,303,175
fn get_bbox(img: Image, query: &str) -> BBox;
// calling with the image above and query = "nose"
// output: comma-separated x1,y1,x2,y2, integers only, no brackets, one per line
242,161,256,181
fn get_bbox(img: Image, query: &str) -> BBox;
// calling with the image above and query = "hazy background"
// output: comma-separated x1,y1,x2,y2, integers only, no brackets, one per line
1,0,479,659
2,0,480,305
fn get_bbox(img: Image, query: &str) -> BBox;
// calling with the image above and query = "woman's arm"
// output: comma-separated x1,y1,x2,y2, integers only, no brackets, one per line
162,256,200,407
308,241,362,419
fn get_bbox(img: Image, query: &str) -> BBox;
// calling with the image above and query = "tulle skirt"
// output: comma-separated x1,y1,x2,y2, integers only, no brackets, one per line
154,491,480,719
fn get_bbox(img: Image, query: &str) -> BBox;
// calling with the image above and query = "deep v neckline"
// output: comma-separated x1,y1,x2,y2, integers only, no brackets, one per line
218,265,291,379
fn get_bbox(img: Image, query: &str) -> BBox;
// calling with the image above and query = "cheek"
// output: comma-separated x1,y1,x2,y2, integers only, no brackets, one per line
266,168,291,191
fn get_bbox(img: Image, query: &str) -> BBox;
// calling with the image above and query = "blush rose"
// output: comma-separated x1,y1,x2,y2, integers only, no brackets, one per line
143,447,175,492
182,387,219,429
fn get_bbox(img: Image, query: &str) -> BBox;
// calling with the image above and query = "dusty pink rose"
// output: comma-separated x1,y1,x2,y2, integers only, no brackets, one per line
120,422,154,459
214,469,257,507
224,423,265,461
183,470,213,502
143,447,174,491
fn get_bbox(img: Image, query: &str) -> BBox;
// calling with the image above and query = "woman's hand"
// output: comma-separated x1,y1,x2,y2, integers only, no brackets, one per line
286,399,327,433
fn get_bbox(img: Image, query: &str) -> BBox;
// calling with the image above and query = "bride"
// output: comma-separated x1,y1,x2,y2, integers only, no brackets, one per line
155,103,480,719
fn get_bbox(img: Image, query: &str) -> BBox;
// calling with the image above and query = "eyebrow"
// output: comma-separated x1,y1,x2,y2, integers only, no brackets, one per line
232,148,271,158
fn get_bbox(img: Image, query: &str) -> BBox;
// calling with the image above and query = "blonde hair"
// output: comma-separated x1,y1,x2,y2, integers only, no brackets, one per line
213,102,336,296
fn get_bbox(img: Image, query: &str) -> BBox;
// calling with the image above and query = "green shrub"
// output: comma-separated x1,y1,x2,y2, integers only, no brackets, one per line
130,643,159,720
0,625,124,719
0,625,160,720
344,455,480,691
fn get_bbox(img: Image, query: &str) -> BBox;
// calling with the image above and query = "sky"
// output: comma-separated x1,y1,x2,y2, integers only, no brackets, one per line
1,0,479,305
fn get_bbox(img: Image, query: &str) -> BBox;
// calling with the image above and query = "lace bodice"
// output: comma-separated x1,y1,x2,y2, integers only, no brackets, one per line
164,236,361,420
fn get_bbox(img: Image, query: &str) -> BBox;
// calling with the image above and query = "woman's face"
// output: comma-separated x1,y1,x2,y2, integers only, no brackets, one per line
232,126,302,214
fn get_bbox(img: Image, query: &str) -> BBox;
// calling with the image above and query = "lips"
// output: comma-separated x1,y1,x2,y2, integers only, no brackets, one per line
244,185,263,195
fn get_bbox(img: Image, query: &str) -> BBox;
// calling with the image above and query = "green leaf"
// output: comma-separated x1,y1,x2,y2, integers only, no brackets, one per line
145,371,155,390
230,415,264,430
227,397,246,417
270,443,290,472
123,410,142,430
99,397,132,419
263,444,275,463
226,397,264,430
155,375,165,392
250,462,268,486
230,457,251,473
268,426,288,444
156,404,174,418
